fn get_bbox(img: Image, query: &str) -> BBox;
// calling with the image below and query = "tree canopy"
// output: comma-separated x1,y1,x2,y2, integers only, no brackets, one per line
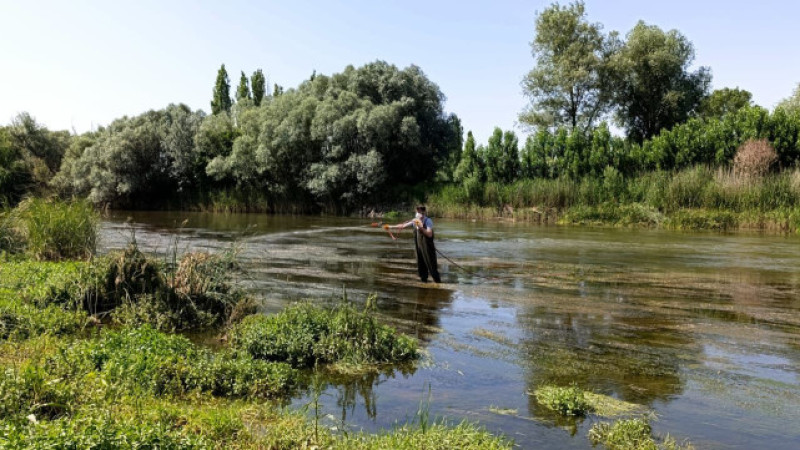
608,21,711,143
521,1,611,133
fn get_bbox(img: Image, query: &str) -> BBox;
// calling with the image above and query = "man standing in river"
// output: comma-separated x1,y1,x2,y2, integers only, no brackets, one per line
392,205,441,283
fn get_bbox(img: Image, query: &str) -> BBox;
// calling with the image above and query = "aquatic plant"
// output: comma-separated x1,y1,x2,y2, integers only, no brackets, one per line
230,301,419,369
589,418,694,450
534,384,594,416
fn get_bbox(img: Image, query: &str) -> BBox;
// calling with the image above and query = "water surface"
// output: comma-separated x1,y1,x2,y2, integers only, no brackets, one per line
101,211,800,449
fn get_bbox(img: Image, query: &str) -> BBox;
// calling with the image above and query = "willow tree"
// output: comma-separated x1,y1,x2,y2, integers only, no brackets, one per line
521,1,613,133
608,22,711,142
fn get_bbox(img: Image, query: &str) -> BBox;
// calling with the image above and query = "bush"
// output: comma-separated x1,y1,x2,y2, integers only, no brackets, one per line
734,139,777,178
230,302,418,369
13,198,98,261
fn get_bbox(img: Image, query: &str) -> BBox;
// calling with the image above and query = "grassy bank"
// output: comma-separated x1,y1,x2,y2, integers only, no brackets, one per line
428,166,800,232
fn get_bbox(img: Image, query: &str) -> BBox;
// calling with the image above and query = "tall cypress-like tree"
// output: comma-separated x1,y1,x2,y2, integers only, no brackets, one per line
251,69,266,106
211,64,232,115
236,71,251,102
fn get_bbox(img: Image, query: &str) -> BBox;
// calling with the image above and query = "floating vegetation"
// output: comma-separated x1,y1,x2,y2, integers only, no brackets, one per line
532,385,643,418
230,301,418,370
488,406,518,416
533,384,594,416
589,418,694,450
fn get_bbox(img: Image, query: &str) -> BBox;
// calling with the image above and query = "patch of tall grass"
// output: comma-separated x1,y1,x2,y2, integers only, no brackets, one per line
13,198,98,260
430,167,800,231
230,302,418,370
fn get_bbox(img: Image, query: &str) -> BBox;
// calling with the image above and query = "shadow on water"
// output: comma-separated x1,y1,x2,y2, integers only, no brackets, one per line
100,211,800,449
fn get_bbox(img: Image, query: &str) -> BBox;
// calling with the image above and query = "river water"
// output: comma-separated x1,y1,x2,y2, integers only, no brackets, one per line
100,211,800,449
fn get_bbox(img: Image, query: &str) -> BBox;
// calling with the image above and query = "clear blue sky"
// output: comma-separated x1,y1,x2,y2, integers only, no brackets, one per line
1,0,797,143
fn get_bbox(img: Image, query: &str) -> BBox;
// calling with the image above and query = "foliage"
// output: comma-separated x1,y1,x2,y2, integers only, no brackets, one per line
608,21,711,142
776,83,800,115
211,64,232,115
733,139,777,178
589,418,694,450
0,129,32,205
7,113,70,186
251,69,266,107
235,71,251,102
534,384,594,416
482,128,520,183
638,106,800,171
521,1,613,132
51,325,297,399
62,104,205,206
230,302,418,369
698,87,753,120
454,131,481,183
13,198,98,261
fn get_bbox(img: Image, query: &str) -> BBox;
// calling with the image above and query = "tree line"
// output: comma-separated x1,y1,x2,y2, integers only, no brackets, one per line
4,1,800,212
2,62,461,211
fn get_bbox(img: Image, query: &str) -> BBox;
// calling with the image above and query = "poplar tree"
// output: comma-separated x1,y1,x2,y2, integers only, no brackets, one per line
211,64,232,115
251,69,266,106
236,71,251,102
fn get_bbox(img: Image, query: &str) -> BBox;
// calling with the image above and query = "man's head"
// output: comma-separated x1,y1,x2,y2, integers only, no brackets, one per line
415,205,427,216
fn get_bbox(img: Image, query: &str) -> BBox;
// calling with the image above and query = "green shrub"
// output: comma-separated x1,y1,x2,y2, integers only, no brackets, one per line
14,198,98,261
0,364,78,421
230,302,418,369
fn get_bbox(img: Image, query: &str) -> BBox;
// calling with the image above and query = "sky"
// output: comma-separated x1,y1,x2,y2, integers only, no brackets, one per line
0,0,798,144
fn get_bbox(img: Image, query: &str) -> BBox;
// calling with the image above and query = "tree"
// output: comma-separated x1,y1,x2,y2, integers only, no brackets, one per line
251,69,266,106
236,71,251,102
520,1,612,133
776,83,800,115
211,64,232,115
699,87,753,120
609,21,711,143
454,131,481,182
482,128,519,183
272,84,284,97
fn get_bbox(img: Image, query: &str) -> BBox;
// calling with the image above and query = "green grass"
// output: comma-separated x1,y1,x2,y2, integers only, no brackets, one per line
429,167,800,232
230,302,419,370
589,418,694,450
51,325,297,401
13,198,98,261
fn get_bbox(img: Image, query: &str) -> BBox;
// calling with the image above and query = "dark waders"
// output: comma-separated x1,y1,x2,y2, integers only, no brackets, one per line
414,226,441,283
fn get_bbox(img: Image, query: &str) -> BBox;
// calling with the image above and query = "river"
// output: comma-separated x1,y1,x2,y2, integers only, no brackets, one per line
99,211,800,449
